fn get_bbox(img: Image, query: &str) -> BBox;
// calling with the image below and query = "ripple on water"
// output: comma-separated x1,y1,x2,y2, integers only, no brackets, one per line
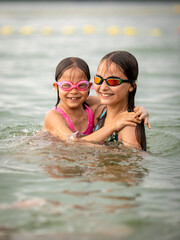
147,128,180,158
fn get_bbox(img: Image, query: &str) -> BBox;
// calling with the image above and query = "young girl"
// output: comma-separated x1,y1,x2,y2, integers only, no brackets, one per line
43,57,149,146
93,50,147,150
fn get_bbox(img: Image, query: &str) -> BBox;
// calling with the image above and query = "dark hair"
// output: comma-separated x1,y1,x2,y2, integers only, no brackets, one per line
97,50,146,151
55,57,91,108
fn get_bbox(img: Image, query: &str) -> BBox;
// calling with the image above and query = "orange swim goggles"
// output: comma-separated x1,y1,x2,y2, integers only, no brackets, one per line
94,75,134,86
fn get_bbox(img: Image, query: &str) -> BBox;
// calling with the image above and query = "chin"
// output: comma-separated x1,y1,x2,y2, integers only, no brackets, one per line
100,99,111,105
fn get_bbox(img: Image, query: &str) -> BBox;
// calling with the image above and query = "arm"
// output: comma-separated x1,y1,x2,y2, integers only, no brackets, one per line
42,109,124,143
85,95,101,113
43,109,117,143
43,109,73,140
118,126,142,149
43,108,141,144
81,112,141,143
86,98,151,128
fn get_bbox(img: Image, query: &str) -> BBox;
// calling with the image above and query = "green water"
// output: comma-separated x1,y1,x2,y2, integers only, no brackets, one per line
0,1,180,240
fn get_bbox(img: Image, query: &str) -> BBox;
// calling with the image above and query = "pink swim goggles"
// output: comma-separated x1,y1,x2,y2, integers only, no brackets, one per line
55,80,90,91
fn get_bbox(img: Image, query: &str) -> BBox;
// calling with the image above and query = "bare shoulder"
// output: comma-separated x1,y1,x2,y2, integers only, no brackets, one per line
86,95,100,105
44,109,60,122
118,126,141,149
43,109,65,130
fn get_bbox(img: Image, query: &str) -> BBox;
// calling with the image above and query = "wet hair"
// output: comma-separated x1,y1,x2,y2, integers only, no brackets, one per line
97,50,146,151
55,57,91,108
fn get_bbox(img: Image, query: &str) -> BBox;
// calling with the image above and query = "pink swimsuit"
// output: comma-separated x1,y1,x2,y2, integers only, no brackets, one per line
54,105,94,135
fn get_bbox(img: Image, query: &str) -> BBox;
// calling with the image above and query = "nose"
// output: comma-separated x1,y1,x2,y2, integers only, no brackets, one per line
70,87,79,93
100,79,109,91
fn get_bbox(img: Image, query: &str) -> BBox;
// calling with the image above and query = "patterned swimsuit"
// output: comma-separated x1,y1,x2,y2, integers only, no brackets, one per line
94,109,119,142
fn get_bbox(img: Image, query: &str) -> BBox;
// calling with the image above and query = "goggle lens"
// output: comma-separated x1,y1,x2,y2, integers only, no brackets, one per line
78,82,89,89
57,81,90,91
107,79,122,86
94,76,101,84
61,83,71,89
94,76,123,86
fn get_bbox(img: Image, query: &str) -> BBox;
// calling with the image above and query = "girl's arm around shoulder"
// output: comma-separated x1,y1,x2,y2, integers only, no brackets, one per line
118,125,142,150
43,109,73,140
86,96,101,113
80,122,118,143
81,110,139,143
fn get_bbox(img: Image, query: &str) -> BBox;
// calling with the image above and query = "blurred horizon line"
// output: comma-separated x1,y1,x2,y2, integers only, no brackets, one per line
0,0,179,2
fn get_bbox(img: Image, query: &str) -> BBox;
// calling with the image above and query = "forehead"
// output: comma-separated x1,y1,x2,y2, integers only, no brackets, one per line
97,60,125,77
60,67,87,82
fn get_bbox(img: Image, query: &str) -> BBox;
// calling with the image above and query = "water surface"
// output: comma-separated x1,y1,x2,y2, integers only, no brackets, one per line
0,1,180,240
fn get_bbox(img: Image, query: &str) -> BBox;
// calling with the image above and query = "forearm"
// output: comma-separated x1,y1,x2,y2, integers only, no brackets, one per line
80,124,116,142
80,112,140,143
43,122,73,141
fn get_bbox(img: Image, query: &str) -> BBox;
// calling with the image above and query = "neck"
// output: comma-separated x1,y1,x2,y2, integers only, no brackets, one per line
58,102,85,117
105,100,128,125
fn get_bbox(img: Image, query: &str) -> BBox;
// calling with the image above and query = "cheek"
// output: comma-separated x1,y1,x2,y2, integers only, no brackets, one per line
77,89,89,99
83,90,90,98
116,84,129,93
114,86,130,99
94,84,99,92
58,89,67,97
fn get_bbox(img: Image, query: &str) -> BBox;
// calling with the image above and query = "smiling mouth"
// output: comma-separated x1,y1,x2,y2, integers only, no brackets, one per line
100,93,113,97
67,97,81,100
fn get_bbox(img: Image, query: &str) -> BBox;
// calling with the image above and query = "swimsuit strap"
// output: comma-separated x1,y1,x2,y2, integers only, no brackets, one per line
55,107,76,132
54,105,94,135
94,109,107,131
99,109,107,118
84,105,94,135
94,109,118,142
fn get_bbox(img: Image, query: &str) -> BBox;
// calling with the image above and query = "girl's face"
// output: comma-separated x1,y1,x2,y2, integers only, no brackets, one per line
94,60,134,109
54,67,92,109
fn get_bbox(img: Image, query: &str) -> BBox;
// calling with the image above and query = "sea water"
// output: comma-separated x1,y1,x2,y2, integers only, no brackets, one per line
0,1,180,239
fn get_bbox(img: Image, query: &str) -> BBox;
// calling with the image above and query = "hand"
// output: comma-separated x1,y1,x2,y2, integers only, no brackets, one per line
113,112,141,132
134,106,151,129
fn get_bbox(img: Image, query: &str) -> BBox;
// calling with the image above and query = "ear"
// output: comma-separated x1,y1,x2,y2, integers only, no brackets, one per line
88,82,93,90
129,83,136,92
89,82,93,88
53,82,58,90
